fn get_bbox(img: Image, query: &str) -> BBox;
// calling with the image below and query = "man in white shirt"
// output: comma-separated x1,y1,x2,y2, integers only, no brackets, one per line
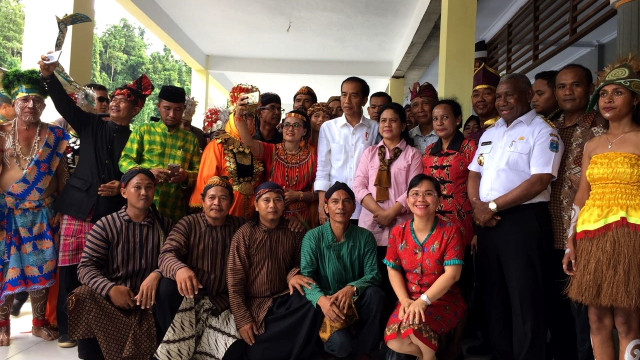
468,73,563,360
315,77,379,224
407,82,439,154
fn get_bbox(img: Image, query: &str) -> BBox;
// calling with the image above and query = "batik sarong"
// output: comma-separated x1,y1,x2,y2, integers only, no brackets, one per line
155,296,239,360
68,285,156,360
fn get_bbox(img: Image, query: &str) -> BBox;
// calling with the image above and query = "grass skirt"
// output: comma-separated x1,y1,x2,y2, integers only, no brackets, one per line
568,224,640,308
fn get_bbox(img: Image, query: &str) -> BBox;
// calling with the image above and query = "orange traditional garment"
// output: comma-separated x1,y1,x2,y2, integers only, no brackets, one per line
189,115,264,218
568,152,640,308
262,142,316,226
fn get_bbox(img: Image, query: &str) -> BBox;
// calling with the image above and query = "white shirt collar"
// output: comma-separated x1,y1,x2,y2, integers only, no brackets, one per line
495,109,537,128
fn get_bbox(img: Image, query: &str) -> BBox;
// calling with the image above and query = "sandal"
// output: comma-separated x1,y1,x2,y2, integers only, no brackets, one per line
32,324,59,341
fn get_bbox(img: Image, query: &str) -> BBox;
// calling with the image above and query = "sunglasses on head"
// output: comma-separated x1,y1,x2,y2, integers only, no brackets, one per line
97,96,110,103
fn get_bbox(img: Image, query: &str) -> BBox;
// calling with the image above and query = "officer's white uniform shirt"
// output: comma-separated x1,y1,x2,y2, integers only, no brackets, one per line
314,113,379,219
468,109,563,204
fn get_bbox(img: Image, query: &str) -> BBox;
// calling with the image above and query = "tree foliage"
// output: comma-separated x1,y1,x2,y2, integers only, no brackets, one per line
92,19,191,127
0,0,25,70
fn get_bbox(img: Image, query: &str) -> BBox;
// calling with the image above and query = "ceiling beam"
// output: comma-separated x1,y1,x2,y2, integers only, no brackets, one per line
392,0,442,78
207,57,393,77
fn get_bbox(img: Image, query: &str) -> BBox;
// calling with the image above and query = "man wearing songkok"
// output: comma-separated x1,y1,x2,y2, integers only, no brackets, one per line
0,89,15,123
189,84,265,218
408,82,439,154
181,96,208,152
468,73,563,359
301,181,385,359
41,58,154,347
0,69,68,345
468,62,501,141
315,77,378,224
69,167,173,360
224,182,320,360
549,63,605,360
294,85,317,112
253,92,283,144
119,85,201,222
327,95,343,119
155,176,246,359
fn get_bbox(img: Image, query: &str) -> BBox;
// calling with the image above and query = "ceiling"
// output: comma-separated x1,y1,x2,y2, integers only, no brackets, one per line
124,0,619,110
128,0,436,109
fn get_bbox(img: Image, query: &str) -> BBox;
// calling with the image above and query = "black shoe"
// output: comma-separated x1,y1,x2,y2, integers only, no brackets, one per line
58,334,77,348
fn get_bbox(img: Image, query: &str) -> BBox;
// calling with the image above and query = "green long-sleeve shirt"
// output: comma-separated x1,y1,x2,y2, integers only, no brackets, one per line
300,221,381,307
119,121,200,221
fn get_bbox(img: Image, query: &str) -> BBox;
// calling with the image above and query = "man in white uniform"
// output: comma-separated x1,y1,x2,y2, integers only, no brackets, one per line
468,73,563,360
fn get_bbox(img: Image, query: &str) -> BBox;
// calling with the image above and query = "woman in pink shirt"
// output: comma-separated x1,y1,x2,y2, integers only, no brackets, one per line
354,102,423,307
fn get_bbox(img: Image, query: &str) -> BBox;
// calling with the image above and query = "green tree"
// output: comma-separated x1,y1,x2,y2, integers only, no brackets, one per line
92,18,192,128
0,0,25,69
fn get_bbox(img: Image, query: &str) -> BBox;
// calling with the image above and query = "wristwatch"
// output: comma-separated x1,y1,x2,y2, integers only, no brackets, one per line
488,200,498,213
419,293,431,305
351,285,359,298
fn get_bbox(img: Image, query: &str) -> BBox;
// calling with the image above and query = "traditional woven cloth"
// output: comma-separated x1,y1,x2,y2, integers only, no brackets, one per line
374,145,402,202
155,297,239,360
68,285,156,360
0,125,68,305
568,152,640,308
58,214,93,266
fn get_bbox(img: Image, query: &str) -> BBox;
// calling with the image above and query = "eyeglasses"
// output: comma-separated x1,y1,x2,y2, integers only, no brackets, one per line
97,96,110,103
259,105,284,113
282,122,303,129
110,97,130,105
408,191,437,199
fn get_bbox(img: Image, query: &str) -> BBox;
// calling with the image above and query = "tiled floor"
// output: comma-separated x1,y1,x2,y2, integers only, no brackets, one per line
0,302,79,360
0,302,491,360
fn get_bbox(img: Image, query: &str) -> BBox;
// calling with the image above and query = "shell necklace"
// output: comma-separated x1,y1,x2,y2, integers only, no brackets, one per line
11,119,42,170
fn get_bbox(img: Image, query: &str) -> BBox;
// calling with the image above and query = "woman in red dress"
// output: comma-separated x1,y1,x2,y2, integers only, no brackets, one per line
235,108,317,227
384,174,465,360
422,99,477,246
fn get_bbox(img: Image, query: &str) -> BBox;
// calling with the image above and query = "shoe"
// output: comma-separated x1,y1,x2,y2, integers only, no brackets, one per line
58,334,77,348
0,323,9,346
32,324,59,341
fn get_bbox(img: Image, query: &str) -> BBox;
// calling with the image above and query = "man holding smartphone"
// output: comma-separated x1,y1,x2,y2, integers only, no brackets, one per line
119,85,201,222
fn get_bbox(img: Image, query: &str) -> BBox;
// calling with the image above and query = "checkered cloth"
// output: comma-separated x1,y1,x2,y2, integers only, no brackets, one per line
58,214,93,266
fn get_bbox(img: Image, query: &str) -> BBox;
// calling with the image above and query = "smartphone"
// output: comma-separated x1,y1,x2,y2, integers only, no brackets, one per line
245,91,260,106
43,50,62,64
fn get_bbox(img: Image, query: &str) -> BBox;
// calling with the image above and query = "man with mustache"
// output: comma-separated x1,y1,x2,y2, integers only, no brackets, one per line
548,63,606,360
0,69,68,345
119,85,201,222
224,181,319,360
155,176,245,359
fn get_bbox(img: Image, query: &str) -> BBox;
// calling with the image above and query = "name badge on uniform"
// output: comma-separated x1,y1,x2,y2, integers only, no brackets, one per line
477,141,492,166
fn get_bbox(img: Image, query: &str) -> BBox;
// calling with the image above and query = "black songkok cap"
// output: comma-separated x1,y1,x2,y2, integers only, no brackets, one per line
325,181,355,202
121,167,156,188
158,85,186,103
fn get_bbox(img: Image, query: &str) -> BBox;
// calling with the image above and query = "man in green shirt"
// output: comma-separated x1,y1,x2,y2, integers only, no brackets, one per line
119,86,200,221
300,181,385,359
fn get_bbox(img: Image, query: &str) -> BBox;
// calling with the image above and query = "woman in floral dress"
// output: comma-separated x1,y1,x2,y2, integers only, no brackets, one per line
384,174,465,360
